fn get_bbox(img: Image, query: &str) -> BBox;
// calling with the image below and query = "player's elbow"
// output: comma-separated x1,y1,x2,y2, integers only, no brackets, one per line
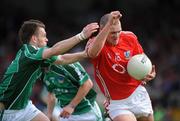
87,50,100,58
53,55,64,65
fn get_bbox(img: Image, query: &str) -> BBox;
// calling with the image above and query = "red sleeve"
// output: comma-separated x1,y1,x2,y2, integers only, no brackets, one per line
132,34,144,55
125,31,144,55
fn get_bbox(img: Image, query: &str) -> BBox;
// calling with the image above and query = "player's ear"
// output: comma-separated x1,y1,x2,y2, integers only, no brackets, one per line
31,35,38,43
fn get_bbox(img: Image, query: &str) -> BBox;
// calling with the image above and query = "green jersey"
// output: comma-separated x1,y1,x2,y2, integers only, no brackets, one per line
44,62,97,115
0,44,57,110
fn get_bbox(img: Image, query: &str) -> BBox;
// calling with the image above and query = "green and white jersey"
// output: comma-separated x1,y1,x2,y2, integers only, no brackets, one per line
0,44,57,110
44,62,97,115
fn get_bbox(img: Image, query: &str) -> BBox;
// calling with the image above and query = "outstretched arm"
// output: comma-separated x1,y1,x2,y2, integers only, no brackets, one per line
87,11,121,58
53,50,88,65
43,23,99,59
60,79,93,118
47,92,56,120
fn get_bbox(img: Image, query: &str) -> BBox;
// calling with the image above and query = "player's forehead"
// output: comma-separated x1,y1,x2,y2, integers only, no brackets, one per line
36,27,46,35
110,22,121,32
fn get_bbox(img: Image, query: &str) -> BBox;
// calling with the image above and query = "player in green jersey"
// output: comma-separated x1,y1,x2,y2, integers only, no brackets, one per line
43,62,103,121
0,19,99,121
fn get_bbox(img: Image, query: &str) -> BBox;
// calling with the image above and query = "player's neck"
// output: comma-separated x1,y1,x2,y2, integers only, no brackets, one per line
29,42,39,50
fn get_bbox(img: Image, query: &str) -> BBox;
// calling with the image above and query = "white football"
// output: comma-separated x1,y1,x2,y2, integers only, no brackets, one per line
127,54,152,80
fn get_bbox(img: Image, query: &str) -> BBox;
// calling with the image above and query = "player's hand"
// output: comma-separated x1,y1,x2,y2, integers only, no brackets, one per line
108,11,122,25
103,99,113,120
110,11,122,19
103,99,110,111
59,104,75,118
142,65,156,85
81,22,99,40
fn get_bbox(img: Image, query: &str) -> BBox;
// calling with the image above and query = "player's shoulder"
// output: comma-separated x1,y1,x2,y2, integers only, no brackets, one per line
120,31,137,40
120,31,138,44
120,31,137,37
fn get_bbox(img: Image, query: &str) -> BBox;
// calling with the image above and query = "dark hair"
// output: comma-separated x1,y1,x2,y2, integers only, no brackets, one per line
18,19,45,44
90,14,110,38
99,14,110,28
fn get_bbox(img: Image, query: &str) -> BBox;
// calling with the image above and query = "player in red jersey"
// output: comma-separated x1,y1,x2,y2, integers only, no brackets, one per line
86,11,156,121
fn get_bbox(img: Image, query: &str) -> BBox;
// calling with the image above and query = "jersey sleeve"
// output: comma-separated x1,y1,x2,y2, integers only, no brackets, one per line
125,32,144,55
24,45,45,60
24,45,58,63
133,37,144,55
132,33,144,55
71,62,90,86
78,73,90,86
42,46,58,63
44,56,58,64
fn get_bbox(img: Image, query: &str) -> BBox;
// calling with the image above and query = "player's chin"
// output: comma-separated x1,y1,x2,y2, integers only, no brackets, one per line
112,39,119,45
42,43,47,47
39,44,46,48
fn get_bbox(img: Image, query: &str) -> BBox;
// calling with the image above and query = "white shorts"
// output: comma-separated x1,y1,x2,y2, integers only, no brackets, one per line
53,102,103,121
108,85,153,120
1,101,41,121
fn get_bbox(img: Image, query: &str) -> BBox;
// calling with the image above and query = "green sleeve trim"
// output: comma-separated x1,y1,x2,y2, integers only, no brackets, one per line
79,74,90,85
45,56,58,63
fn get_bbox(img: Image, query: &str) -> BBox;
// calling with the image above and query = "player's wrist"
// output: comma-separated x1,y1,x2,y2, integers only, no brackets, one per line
76,32,86,41
68,103,76,109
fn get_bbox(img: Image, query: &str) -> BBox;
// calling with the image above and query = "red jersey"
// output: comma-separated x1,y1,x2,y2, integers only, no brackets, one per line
90,31,144,100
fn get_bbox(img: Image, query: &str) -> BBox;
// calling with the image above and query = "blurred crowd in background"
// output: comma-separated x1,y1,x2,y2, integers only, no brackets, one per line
0,0,180,121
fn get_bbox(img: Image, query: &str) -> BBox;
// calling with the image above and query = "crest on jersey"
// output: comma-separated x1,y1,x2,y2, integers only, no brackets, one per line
124,50,131,59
